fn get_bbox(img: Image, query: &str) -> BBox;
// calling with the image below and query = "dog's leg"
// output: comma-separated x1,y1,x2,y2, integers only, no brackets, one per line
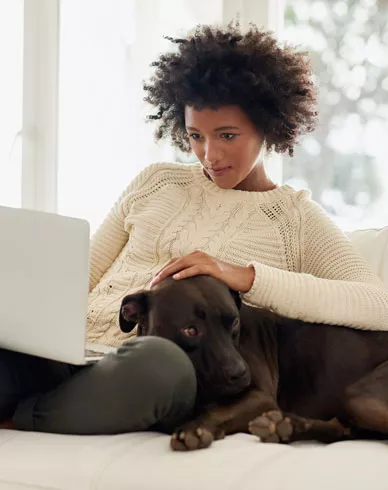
249,411,352,443
343,360,388,435
252,361,388,444
171,389,278,451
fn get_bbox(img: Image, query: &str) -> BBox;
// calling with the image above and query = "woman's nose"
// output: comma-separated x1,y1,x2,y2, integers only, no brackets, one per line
204,143,223,164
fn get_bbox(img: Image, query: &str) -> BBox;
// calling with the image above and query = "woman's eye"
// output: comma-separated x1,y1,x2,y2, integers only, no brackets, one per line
221,133,238,140
181,326,201,337
188,133,201,140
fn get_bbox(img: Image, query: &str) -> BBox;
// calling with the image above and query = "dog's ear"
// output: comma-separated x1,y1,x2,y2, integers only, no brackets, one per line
119,292,149,333
229,289,242,310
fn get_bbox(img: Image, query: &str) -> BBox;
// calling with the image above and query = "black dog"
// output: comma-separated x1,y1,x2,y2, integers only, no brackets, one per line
119,275,388,451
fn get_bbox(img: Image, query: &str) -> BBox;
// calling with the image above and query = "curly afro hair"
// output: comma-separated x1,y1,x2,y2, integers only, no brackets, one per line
143,22,318,157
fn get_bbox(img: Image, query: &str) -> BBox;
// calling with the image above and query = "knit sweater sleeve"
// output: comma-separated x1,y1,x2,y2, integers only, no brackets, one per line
241,191,388,330
88,163,161,292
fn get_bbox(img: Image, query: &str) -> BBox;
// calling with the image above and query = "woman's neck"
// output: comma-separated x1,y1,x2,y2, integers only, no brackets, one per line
234,163,277,192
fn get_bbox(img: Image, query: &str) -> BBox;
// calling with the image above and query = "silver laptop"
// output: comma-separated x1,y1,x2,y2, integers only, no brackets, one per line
0,205,117,365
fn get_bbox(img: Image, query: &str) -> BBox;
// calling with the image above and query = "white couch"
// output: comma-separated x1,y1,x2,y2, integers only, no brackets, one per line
1,227,388,490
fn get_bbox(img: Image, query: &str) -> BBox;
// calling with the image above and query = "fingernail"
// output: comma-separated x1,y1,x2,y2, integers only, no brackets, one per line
173,273,181,279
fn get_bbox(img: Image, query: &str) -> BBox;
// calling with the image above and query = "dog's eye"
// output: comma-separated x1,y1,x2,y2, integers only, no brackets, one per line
181,326,202,337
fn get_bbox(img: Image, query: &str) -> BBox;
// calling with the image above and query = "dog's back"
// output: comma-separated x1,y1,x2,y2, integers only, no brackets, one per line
240,305,388,421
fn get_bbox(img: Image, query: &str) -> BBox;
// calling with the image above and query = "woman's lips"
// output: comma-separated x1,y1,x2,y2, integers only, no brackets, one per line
207,166,231,177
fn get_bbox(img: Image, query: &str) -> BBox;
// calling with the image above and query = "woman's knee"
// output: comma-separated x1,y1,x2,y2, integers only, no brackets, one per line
114,336,197,403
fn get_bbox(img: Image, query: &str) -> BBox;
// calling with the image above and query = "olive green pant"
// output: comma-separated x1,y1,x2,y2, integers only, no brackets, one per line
0,337,197,435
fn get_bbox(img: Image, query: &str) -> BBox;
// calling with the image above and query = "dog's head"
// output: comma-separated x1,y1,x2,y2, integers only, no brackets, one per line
119,275,251,404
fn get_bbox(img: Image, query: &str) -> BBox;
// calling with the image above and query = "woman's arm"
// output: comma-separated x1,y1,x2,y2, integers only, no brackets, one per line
88,163,160,292
241,194,388,330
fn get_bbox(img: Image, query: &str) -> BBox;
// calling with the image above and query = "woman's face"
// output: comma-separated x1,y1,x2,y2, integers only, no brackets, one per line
184,105,265,191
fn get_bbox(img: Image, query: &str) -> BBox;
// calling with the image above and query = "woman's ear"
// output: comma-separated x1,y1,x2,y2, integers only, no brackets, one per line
119,292,149,333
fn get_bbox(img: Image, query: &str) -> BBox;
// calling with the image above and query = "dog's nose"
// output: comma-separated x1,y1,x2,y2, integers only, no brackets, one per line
225,364,248,381
224,365,251,391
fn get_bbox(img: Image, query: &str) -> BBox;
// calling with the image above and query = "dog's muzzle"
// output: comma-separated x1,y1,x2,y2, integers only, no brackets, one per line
212,365,251,398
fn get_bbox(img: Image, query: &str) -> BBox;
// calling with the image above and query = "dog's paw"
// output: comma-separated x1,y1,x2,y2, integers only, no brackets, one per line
170,423,224,451
248,410,293,443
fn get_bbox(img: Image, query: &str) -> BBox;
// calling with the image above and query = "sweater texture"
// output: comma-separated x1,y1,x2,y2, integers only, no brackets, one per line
87,162,388,346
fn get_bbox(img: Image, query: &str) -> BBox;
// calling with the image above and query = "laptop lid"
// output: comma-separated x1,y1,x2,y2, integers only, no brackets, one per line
0,205,90,364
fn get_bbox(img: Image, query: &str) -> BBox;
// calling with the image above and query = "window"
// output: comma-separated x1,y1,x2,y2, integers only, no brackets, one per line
9,0,276,231
16,0,386,233
57,0,224,233
0,0,23,208
282,0,388,230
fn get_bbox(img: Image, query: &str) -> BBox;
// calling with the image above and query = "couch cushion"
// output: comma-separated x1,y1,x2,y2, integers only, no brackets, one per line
0,430,387,490
347,227,388,286
1,227,388,490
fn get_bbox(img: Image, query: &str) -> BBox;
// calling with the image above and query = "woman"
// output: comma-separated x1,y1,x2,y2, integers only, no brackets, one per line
1,22,387,435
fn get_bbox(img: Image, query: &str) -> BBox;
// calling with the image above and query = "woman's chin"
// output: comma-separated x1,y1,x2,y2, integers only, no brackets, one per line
210,175,240,189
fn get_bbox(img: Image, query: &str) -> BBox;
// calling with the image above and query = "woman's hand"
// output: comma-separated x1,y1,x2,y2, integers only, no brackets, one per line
150,250,255,293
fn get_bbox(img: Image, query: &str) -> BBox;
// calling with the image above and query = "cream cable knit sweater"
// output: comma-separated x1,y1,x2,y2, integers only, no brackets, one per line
87,162,388,347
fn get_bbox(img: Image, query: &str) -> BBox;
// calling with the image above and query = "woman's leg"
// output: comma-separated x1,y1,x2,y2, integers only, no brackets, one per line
12,336,197,435
0,348,79,421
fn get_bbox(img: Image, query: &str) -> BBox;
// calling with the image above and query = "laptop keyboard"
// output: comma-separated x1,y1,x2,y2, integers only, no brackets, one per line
85,348,106,358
